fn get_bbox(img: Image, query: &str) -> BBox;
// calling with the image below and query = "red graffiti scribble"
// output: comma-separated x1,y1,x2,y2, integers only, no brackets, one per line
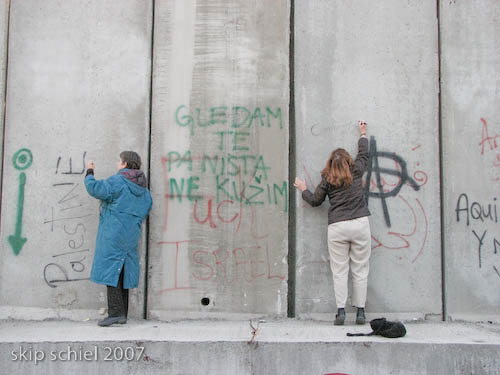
494,153,500,168
191,243,285,284
371,235,383,250
372,195,414,251
366,147,428,191
368,157,424,192
411,198,428,263
190,193,269,240
479,117,500,155
306,196,428,264
193,198,217,228
192,196,267,239
216,200,239,223
411,144,421,151
369,161,401,191
213,248,230,282
413,170,428,186
192,250,214,281
303,164,316,190
192,197,239,229
161,156,170,232
157,240,196,294
155,239,285,291
476,118,500,180
236,171,270,240
161,154,274,240
232,247,249,283
387,195,416,237
250,205,269,240
371,195,428,262
233,171,247,233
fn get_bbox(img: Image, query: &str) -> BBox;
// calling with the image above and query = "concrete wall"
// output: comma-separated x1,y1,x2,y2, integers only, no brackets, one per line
148,0,290,320
441,0,500,321
0,0,9,207
0,0,152,320
0,0,499,323
294,1,441,319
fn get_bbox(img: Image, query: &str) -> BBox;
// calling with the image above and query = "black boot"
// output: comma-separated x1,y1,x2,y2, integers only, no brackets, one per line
356,307,366,325
334,308,345,326
98,315,127,327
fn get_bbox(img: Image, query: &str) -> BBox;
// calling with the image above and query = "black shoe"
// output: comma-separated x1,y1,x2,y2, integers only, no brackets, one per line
97,316,127,327
334,308,345,326
356,308,366,325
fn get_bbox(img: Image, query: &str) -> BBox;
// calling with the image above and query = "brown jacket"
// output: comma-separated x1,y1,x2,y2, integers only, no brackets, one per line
302,136,371,224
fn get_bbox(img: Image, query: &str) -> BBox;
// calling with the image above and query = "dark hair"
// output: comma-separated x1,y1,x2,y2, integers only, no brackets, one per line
321,148,353,188
120,151,142,170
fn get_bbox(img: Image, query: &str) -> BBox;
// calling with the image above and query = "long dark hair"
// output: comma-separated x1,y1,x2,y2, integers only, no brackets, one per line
321,148,353,188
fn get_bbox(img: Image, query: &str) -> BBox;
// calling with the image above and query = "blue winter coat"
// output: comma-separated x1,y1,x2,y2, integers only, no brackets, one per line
85,169,152,289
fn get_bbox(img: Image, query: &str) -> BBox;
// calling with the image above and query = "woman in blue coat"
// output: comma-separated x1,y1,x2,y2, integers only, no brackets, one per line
85,151,152,326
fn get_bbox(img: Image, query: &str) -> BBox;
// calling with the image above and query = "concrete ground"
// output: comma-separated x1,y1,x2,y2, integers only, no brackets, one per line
1,318,499,374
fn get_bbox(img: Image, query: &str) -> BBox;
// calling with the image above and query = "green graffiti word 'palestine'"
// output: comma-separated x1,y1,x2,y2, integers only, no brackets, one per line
9,148,33,255
175,105,283,135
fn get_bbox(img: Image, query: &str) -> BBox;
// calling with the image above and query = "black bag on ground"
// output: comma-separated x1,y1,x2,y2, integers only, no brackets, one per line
347,318,406,338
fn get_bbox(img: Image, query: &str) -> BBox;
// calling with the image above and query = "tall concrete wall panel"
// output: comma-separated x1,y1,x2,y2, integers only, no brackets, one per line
149,0,290,319
441,0,500,321
0,0,9,198
294,1,441,318
0,0,498,325
0,0,152,320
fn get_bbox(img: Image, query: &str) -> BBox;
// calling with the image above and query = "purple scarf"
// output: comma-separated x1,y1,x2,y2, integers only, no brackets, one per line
120,169,147,187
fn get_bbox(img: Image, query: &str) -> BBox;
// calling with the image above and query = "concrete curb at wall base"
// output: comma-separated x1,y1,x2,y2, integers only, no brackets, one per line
1,319,499,374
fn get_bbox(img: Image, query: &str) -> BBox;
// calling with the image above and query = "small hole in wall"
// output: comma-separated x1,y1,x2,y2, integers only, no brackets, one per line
201,297,210,306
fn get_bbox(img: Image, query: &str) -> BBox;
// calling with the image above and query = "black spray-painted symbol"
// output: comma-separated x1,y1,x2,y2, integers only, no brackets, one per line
55,151,87,175
364,136,420,227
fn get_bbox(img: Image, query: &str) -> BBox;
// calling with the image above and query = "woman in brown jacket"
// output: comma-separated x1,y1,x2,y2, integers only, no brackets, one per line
294,121,371,325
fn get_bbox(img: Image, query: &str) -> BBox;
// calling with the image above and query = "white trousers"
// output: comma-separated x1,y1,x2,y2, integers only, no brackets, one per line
327,216,371,308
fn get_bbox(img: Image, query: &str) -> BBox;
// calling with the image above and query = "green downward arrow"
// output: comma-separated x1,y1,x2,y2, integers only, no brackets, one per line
8,172,27,255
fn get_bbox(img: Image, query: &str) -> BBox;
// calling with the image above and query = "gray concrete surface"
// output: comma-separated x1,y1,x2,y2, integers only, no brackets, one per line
0,0,152,320
148,0,290,319
1,319,499,374
294,1,441,318
0,0,499,328
441,0,500,321
0,0,9,207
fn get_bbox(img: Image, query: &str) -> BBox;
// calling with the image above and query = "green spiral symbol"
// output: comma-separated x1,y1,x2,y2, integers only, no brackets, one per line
12,148,33,171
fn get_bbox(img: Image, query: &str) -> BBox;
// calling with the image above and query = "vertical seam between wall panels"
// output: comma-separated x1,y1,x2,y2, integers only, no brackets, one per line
0,0,12,232
437,0,446,321
144,0,155,320
287,0,296,318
